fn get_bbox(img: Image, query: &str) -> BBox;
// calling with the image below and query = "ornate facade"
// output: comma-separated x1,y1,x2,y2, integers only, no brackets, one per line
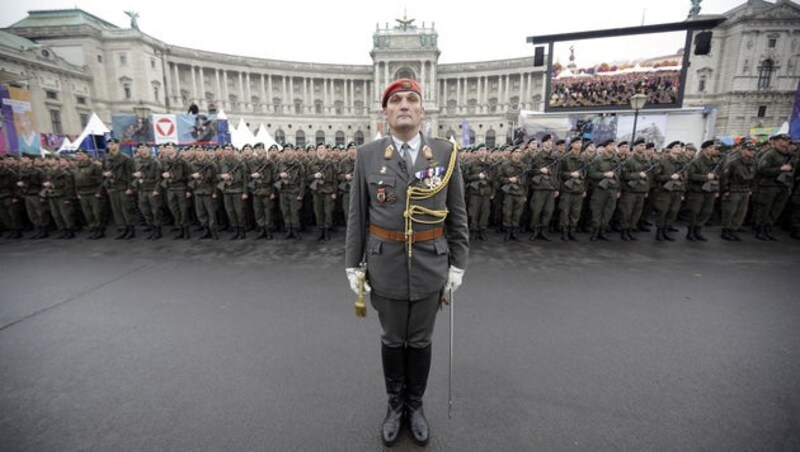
1,1,797,148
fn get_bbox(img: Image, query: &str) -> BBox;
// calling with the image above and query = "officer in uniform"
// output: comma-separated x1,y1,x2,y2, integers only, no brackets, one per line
685,140,722,241
132,143,164,240
754,133,794,240
720,141,757,241
103,138,136,239
0,157,24,238
73,150,105,239
464,144,494,240
345,78,468,447
528,134,559,241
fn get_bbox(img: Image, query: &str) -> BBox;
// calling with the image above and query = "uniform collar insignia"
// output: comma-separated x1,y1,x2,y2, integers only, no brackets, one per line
422,145,433,161
384,144,395,160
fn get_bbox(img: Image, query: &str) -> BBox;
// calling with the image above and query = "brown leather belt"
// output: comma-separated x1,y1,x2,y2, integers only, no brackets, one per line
369,224,444,242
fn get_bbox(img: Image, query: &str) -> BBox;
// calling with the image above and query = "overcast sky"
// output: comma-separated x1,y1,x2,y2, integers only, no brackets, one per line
1,0,747,64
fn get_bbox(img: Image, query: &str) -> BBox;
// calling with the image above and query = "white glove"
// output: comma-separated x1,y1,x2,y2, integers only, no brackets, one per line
346,268,371,296
444,266,465,294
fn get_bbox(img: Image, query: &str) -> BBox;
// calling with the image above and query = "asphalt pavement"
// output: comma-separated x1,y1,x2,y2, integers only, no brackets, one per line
1,227,799,451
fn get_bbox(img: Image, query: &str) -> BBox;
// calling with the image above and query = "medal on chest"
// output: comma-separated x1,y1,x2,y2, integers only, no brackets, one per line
415,166,446,189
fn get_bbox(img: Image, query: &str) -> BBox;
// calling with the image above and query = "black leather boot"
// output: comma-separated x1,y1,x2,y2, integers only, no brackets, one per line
730,229,742,241
200,226,212,239
686,226,696,241
230,227,241,240
318,228,326,241
265,228,273,240
64,229,76,239
655,228,664,241
509,227,518,241
721,228,732,241
560,228,568,241
537,227,551,241
237,227,246,240
590,228,599,241
151,226,162,240
627,229,638,241
406,345,432,446
255,227,267,239
663,228,675,242
284,227,295,240
125,226,135,240
114,227,128,240
173,225,185,240
567,226,578,241
764,225,777,241
210,227,219,240
94,228,104,239
381,345,405,447
694,226,708,242
597,228,610,241
755,225,768,241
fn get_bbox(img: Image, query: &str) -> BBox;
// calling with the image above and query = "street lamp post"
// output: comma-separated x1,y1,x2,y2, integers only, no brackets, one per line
629,93,647,144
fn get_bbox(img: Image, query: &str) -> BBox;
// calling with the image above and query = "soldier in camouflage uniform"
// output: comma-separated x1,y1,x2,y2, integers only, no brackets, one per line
189,150,219,239
753,134,794,240
0,157,24,238
527,134,559,241
218,147,250,240
160,143,192,239
617,138,652,241
684,140,722,241
464,144,494,241
103,139,136,239
276,148,306,239
44,157,77,239
652,142,687,241
498,146,527,241
307,143,338,240
249,145,277,240
337,143,356,230
559,137,586,241
16,156,51,238
132,143,164,240
73,150,106,239
586,140,620,241
720,141,757,241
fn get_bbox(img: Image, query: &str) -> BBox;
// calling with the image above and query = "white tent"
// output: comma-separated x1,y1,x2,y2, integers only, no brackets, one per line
254,123,279,149
216,109,228,120
73,113,111,151
374,132,383,141
56,137,74,154
556,68,575,79
231,118,257,149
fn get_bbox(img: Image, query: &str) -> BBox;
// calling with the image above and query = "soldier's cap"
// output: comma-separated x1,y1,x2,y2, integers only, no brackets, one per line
701,139,719,149
254,142,265,149
347,142,357,148
381,78,422,108
741,141,756,151
108,138,120,144
581,140,594,150
555,139,566,145
475,143,486,150
667,140,682,149
282,144,294,150
137,142,150,148
633,138,646,146
618,140,629,147
268,144,279,151
645,142,655,149
600,139,615,147
569,137,582,145
771,133,791,141
541,133,553,143
685,143,698,151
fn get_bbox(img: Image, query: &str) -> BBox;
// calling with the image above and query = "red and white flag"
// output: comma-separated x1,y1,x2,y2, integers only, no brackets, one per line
152,114,178,144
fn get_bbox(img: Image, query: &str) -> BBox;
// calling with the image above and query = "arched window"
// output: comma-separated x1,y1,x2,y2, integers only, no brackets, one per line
757,59,774,90
485,129,496,148
315,100,323,114
315,130,325,145
509,96,519,111
698,74,707,93
274,129,286,145
335,131,346,146
295,130,306,148
334,101,344,115
251,96,260,112
354,130,365,145
468,128,476,146
229,94,238,110
273,97,282,113
488,98,498,113
354,100,364,116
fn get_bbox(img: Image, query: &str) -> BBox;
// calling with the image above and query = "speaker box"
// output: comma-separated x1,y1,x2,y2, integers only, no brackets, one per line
534,47,545,66
694,32,712,55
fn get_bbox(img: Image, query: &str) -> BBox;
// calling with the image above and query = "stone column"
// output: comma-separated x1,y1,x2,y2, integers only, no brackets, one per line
190,66,198,104
222,70,230,110
384,63,389,88
303,77,309,113
267,74,273,112
363,80,368,113
173,63,181,106
260,74,266,113
374,64,379,101
215,69,221,110
288,76,294,113
420,62,426,98
323,78,329,114
281,75,287,113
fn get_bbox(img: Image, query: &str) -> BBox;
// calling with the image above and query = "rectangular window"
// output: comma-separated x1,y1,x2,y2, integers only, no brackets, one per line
76,96,87,105
50,110,62,134
124,84,131,100
153,86,159,102
120,54,127,66
698,76,706,93
757,105,767,118
97,54,103,63
151,58,156,69
80,113,89,128
45,90,58,100
768,38,777,48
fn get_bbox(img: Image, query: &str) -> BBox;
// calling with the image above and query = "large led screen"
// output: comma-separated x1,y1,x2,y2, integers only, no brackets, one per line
545,30,690,112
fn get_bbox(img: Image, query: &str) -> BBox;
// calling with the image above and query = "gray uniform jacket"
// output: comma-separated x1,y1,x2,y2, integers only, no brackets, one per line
345,134,469,301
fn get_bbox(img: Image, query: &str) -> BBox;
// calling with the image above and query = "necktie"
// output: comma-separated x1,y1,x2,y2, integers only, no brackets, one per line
401,143,413,174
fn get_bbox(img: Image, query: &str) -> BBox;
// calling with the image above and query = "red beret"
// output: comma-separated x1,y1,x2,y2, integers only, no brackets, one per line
381,78,422,108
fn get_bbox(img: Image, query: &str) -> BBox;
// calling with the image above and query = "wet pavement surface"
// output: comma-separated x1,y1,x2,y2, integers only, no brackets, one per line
1,227,799,451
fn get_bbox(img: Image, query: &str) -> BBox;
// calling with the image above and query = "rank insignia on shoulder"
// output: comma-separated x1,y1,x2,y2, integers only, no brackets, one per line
384,145,395,160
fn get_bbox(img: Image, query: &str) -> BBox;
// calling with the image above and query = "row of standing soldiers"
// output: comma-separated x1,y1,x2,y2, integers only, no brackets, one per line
0,141,357,241
461,133,798,242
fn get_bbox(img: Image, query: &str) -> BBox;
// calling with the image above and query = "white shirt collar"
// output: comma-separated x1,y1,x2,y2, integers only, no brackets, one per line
391,133,421,156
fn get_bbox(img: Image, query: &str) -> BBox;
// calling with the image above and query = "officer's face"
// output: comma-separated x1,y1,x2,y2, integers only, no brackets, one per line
542,140,553,152
383,91,424,132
